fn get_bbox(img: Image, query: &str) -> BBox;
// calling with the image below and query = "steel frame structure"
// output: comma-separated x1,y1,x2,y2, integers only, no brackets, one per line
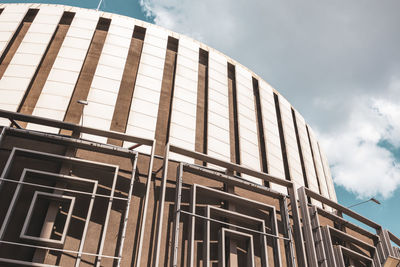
219,227,255,267
189,184,280,267
205,205,269,267
0,147,121,266
0,116,143,266
297,186,400,267
20,191,76,248
0,109,398,266
169,161,297,267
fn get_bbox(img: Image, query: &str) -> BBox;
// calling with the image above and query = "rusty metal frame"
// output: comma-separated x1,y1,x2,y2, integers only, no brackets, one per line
20,191,76,248
334,245,374,267
204,205,269,267
219,227,255,267
0,168,97,244
297,185,400,267
170,161,296,267
134,140,156,267
188,183,281,267
2,109,398,267
0,122,144,266
169,144,306,266
0,147,122,266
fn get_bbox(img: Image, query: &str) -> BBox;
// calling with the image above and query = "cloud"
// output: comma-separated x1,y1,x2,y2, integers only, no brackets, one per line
139,0,400,198
320,78,400,198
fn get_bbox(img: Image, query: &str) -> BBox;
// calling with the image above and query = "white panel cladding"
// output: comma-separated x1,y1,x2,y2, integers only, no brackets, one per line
169,36,199,163
258,81,287,194
308,127,330,201
0,4,338,203
0,6,63,126
28,9,99,133
295,111,322,207
207,50,230,163
278,95,305,190
319,142,337,202
81,17,134,143
0,5,29,58
124,25,168,154
235,65,261,184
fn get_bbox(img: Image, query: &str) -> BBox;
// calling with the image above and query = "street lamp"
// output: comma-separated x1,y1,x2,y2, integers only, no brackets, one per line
347,197,381,209
77,100,88,127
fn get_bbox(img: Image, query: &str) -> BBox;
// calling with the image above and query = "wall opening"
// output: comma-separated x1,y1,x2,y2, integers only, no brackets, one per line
0,9,39,79
154,36,179,155
227,63,241,166
108,25,146,146
291,108,309,188
18,11,75,126
252,77,269,187
195,48,209,166
273,93,291,181
62,17,111,133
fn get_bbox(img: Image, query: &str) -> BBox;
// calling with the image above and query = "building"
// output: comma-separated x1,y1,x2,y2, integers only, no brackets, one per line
0,3,398,267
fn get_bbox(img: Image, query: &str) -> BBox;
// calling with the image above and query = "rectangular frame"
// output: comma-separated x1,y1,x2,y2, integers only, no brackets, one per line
205,205,268,267
20,191,76,248
219,227,255,267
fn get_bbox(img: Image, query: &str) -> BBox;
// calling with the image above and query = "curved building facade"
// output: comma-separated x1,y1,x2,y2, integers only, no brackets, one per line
0,3,334,199
0,3,398,267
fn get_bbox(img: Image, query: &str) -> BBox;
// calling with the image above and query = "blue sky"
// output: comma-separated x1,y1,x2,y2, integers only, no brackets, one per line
1,0,399,236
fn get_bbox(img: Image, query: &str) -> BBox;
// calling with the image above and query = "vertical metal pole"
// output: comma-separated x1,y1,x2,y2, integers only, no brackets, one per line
280,196,296,267
171,163,183,267
135,141,156,267
96,167,119,267
321,226,336,266
271,207,282,267
297,187,318,267
309,206,327,267
333,246,345,267
187,184,197,267
75,182,98,267
259,221,269,267
378,228,394,260
0,127,6,148
219,228,226,267
117,152,138,266
204,205,211,267
152,143,170,267
288,185,308,267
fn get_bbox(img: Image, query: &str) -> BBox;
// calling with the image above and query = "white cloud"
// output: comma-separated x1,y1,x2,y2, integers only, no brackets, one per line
139,0,400,199
320,78,400,199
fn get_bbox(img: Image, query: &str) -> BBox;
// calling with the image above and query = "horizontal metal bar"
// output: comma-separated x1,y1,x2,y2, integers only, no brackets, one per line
338,245,373,263
2,127,138,158
183,163,286,198
0,178,128,201
170,144,292,188
388,231,400,247
194,184,276,211
8,147,118,172
0,240,120,259
178,209,290,241
316,207,378,241
304,187,381,229
0,109,153,146
328,226,376,251
0,258,55,267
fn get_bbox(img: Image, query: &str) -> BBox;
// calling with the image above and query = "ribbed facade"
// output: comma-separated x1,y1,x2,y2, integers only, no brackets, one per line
0,3,334,200
0,4,399,267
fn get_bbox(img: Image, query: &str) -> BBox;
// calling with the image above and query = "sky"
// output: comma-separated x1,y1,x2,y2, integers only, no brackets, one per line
2,0,399,236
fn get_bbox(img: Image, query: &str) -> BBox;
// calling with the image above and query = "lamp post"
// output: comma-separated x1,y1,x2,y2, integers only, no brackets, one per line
347,197,381,209
77,100,88,129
